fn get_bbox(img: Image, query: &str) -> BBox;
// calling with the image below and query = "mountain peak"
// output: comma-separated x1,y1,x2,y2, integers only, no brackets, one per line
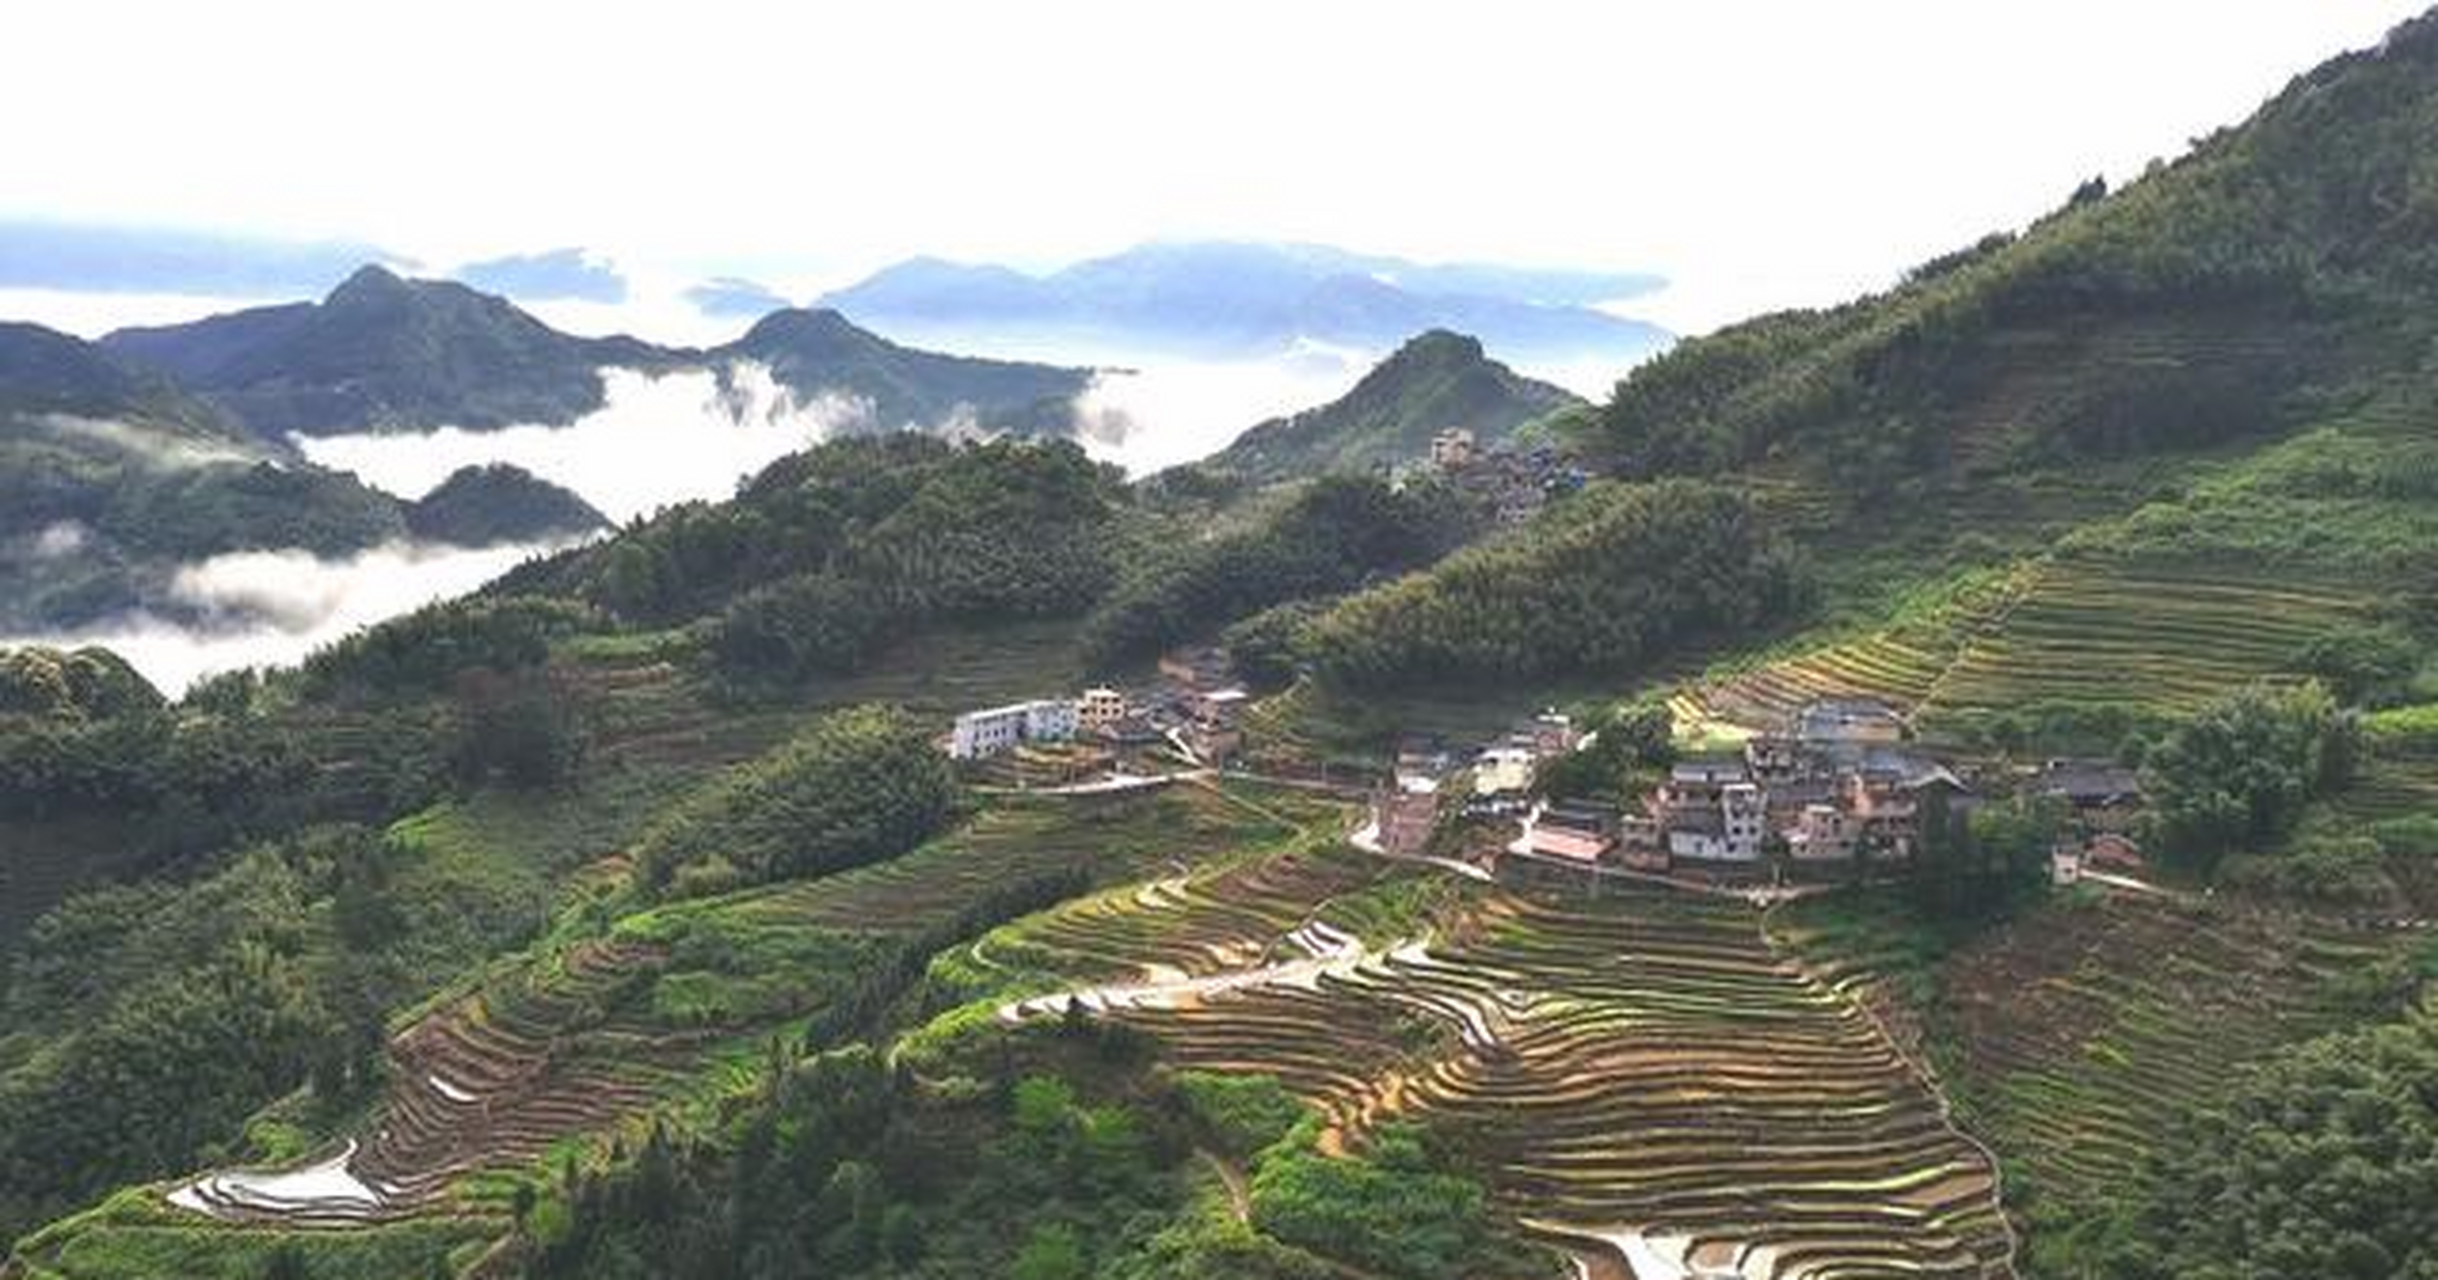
326,262,414,307
1381,328,1486,366
738,307,869,349
1193,329,1582,483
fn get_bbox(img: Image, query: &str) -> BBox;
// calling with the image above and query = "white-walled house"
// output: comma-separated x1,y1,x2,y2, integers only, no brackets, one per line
1078,687,1127,733
1474,745,1537,797
951,699,1080,760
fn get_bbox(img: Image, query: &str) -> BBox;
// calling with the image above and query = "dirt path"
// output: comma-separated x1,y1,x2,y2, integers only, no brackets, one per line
1199,1149,1251,1223
998,920,1369,1022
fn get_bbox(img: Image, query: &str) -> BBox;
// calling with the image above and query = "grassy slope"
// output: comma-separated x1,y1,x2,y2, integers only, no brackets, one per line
6,782,1337,1280
1776,886,2429,1275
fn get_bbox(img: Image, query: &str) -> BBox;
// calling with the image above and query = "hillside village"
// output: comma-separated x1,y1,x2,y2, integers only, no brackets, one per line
941,609,2150,893
16,12,2438,1280
938,417,2152,894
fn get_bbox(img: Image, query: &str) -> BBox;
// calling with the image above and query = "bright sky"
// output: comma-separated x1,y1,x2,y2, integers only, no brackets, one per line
3,1,2425,332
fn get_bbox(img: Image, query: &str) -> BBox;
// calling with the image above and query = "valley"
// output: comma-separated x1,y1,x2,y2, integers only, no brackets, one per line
6,10,2438,1280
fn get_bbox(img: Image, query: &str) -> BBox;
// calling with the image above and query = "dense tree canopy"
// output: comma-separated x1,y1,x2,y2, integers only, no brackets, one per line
1304,480,1808,691
2098,1000,2438,1280
634,706,956,896
2142,681,2356,867
501,435,1127,685
1082,475,1468,666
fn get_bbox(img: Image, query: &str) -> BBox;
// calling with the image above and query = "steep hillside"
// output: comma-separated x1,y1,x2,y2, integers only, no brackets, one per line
404,464,609,548
1195,330,1583,482
0,321,245,441
1578,14,2438,492
101,265,667,437
711,307,1091,435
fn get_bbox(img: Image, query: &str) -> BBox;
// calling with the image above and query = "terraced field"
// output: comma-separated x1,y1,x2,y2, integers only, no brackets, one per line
1788,889,2410,1265
1918,558,2369,724
147,784,1321,1232
1671,571,2027,739
996,845,2014,1279
1673,554,2368,742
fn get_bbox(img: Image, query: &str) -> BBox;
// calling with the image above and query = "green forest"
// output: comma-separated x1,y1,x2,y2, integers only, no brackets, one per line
12,12,2438,1280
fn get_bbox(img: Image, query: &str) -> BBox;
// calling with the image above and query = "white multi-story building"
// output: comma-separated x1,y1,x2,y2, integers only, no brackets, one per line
1721,781,1767,861
1078,687,1127,733
950,699,1079,760
1474,745,1537,797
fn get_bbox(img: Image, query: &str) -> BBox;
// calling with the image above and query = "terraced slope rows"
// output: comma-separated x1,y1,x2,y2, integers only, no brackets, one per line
1673,553,2368,740
159,785,1306,1229
1672,572,2026,738
1000,848,2013,1279
1787,890,2412,1256
1918,559,2368,723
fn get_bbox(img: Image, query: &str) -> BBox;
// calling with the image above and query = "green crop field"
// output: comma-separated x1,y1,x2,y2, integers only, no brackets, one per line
1779,887,2421,1274
960,840,2015,1278
7,781,1338,1280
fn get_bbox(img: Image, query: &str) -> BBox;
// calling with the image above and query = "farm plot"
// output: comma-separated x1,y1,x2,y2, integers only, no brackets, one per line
1000,850,2014,1279
1912,893,2399,1229
160,784,1312,1229
1918,559,2368,724
1676,554,2368,743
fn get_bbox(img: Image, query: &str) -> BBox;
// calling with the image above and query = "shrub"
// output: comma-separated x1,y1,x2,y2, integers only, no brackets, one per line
635,705,955,894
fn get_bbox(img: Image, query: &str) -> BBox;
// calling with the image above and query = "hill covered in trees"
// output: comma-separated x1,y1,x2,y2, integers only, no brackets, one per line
403,465,608,548
98,267,1097,441
14,13,2438,1280
1574,13,2438,497
1302,480,1807,690
717,308,1091,437
0,322,409,628
1191,330,1582,484
101,265,667,437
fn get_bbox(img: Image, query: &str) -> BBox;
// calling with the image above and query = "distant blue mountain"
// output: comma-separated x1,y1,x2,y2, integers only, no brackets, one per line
820,241,1671,362
685,276,793,318
456,248,627,303
0,219,399,297
95,265,1093,440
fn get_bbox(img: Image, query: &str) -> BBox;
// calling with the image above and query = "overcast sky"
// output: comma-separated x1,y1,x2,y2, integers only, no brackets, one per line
4,1,2425,332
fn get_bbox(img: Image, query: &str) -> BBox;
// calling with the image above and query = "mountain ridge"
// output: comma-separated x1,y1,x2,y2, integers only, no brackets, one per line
1191,328,1584,482
98,267,1097,442
821,239,1671,363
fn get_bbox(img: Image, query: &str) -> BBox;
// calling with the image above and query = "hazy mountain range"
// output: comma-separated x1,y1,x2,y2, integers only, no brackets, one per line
818,240,1671,363
97,265,1093,440
1,225,1671,370
0,261,1571,633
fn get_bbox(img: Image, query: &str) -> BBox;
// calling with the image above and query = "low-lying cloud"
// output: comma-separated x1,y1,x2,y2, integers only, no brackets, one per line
2,537,577,696
41,412,267,469
1064,340,1644,475
1068,353,1365,475
295,362,865,522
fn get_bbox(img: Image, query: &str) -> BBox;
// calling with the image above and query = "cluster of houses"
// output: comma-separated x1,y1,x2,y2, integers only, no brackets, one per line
1376,695,2149,886
944,647,1251,774
1372,712,1582,856
1416,429,1590,527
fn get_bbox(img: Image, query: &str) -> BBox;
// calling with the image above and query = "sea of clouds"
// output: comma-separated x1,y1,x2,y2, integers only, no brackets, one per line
3,279,1647,697
3,539,573,696
297,361,867,519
